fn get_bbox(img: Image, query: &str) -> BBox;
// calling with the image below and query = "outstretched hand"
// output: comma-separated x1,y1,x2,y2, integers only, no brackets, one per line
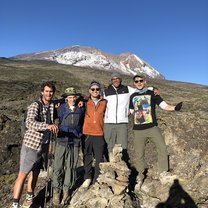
175,102,183,111
153,87,160,96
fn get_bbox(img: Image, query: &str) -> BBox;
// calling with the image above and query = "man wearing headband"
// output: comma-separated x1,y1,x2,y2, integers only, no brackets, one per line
81,81,107,188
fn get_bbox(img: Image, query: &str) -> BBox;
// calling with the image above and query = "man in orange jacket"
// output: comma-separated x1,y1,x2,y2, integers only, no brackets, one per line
81,81,107,188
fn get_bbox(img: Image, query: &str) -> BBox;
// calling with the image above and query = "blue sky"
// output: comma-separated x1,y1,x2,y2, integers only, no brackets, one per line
1,0,207,85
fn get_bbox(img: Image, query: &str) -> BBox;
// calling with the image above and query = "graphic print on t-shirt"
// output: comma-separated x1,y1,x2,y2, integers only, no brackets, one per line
133,95,152,125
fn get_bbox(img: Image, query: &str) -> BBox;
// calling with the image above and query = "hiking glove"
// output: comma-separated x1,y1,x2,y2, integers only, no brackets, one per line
175,102,183,111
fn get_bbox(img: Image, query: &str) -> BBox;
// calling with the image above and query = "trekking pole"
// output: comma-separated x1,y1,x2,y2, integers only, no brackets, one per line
44,132,54,208
49,132,57,207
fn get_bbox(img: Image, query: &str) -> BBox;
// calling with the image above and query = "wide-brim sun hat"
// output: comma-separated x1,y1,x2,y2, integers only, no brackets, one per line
61,87,77,97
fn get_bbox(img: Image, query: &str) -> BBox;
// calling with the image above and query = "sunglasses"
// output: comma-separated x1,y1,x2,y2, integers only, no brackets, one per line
90,88,100,91
134,79,144,83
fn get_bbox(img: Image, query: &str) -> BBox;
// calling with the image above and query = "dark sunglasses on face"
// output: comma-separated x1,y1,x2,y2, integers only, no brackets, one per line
134,79,144,83
90,88,100,91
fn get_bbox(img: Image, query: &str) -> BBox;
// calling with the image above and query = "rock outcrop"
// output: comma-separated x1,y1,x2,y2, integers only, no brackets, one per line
69,144,135,208
128,111,208,208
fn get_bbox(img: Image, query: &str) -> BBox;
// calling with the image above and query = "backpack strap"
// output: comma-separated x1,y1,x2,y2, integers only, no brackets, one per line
21,100,44,138
24,100,43,122
35,100,44,122
60,103,67,123
59,103,71,133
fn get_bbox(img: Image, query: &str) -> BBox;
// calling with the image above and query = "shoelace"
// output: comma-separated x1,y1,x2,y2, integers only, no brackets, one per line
25,194,33,205
12,202,19,208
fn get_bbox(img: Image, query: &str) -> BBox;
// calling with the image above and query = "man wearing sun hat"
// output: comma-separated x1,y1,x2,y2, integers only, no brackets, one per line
53,87,85,205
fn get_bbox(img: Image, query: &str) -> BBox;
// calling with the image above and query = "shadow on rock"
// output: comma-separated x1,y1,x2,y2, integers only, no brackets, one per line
32,182,49,208
156,179,197,208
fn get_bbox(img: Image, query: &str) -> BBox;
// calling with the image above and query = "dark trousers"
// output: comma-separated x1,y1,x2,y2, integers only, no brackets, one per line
84,135,105,183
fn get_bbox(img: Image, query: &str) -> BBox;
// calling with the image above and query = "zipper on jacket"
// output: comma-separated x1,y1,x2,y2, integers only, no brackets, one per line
93,110,96,123
65,106,75,128
93,101,98,123
93,99,101,123
115,89,118,123
72,112,74,126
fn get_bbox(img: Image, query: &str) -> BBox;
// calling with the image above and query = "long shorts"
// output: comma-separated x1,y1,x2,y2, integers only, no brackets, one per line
19,144,43,174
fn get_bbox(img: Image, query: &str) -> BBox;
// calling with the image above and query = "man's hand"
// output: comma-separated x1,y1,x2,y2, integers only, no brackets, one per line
52,98,64,108
153,87,160,96
47,124,59,133
55,103,60,108
78,100,84,107
175,102,183,111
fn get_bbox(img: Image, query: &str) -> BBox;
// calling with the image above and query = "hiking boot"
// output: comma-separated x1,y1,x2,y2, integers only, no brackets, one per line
53,191,60,206
159,171,177,185
61,192,69,205
11,202,19,208
82,179,92,188
135,174,144,191
22,193,34,208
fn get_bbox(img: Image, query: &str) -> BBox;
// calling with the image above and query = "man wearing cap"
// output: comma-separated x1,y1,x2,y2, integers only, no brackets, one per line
129,74,182,189
103,72,157,161
53,87,84,205
81,81,107,188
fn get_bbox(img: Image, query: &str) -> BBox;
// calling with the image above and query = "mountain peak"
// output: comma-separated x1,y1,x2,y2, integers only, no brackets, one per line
12,46,164,79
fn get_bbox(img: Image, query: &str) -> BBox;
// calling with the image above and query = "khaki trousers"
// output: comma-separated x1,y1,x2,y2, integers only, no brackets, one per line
133,126,168,174
104,123,128,152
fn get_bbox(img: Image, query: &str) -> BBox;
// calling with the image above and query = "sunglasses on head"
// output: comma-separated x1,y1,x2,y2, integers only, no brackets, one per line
134,79,144,83
90,88,100,91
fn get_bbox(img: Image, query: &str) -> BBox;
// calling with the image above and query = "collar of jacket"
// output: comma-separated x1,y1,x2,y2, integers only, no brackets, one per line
39,97,53,107
108,84,128,94
88,95,104,102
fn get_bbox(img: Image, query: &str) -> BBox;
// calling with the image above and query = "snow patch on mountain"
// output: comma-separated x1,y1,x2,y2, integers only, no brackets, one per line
12,46,164,79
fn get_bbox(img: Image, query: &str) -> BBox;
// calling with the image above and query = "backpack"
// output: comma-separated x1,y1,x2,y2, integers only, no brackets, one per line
21,101,44,138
